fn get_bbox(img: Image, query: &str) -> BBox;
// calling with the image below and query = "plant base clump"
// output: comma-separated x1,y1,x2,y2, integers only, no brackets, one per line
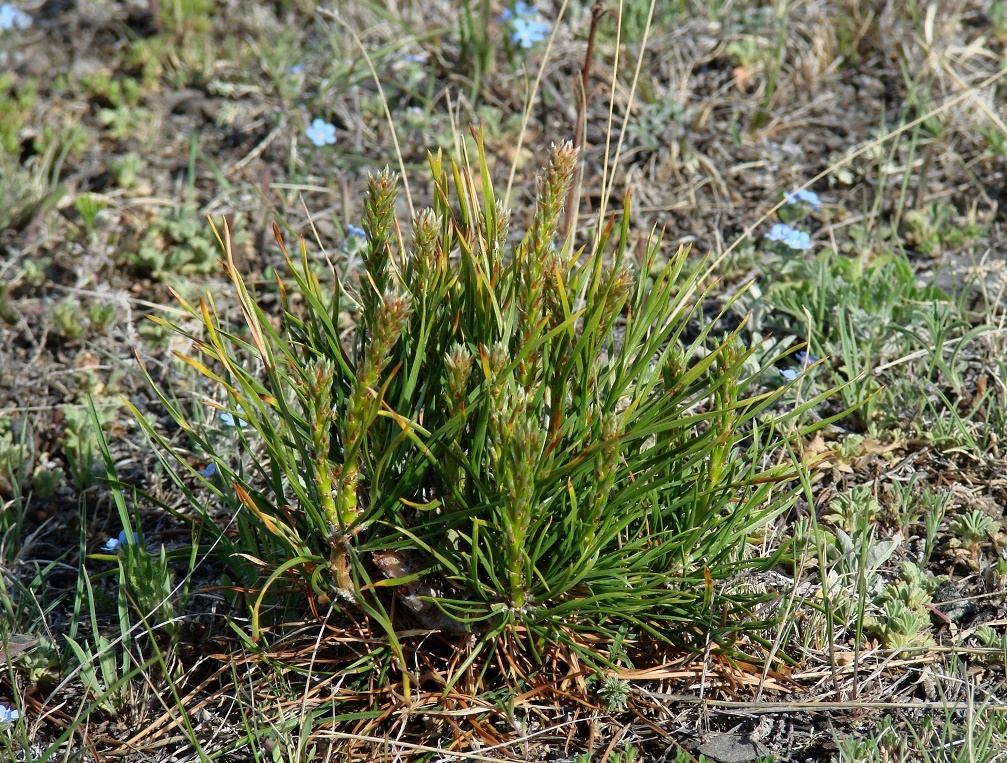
139,138,831,703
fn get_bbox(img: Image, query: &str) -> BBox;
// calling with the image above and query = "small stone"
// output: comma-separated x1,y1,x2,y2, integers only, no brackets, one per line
696,733,772,763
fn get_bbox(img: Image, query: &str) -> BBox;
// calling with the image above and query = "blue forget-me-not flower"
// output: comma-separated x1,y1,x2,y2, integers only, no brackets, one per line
346,224,366,239
511,16,550,47
305,118,336,147
782,349,821,382
499,2,533,21
198,462,218,478
0,703,19,724
0,4,31,31
785,189,821,211
795,350,819,366
766,223,812,251
102,530,138,553
219,407,247,427
501,2,550,48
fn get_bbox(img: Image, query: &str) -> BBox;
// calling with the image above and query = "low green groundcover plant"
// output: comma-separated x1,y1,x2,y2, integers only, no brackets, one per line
135,138,834,699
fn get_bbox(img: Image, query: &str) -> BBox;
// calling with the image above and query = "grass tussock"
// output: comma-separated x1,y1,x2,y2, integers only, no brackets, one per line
136,135,841,716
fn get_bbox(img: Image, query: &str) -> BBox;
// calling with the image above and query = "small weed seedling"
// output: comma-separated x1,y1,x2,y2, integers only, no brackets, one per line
61,402,117,489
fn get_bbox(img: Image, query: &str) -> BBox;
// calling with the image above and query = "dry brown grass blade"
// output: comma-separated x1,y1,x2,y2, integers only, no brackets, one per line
118,662,232,752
